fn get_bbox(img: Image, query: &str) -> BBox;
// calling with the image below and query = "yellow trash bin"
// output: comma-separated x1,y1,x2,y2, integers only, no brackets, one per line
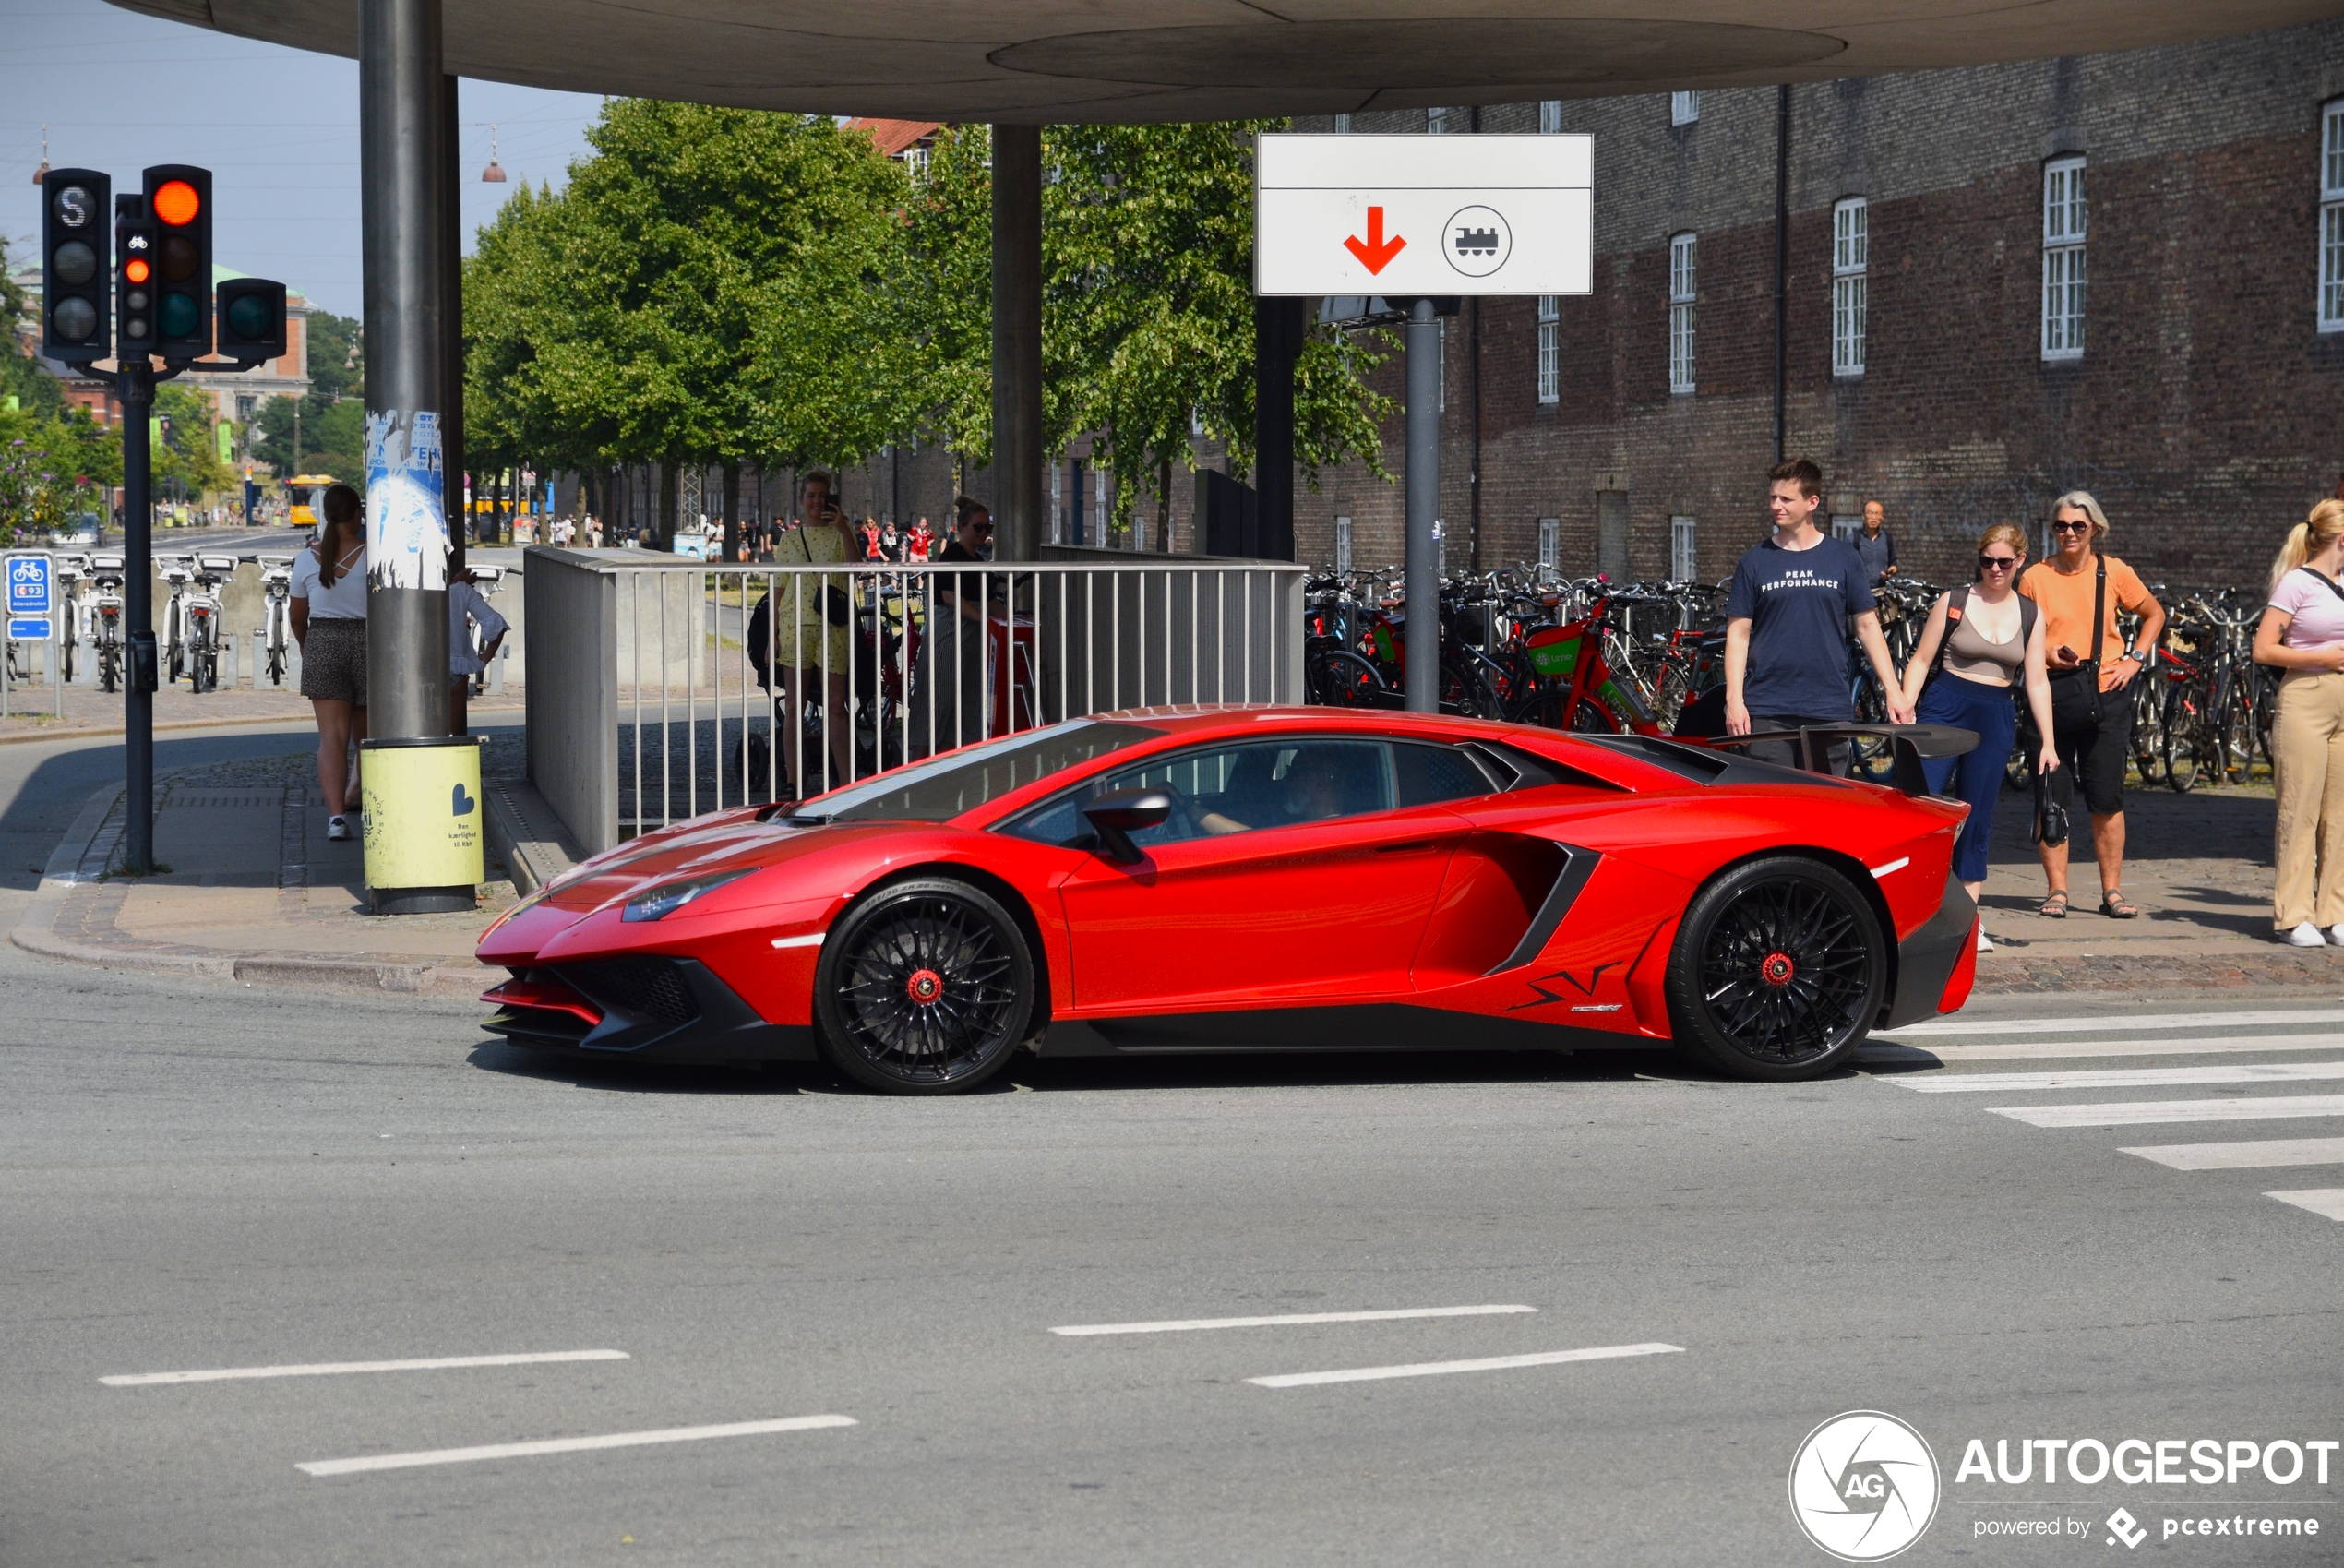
359,736,484,914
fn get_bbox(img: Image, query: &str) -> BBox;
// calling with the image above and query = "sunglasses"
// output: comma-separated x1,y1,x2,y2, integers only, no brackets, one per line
967,522,995,536
2051,520,2092,533
1979,555,2020,570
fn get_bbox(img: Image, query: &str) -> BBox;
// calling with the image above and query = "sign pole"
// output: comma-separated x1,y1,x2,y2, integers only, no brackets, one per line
1404,297,1441,714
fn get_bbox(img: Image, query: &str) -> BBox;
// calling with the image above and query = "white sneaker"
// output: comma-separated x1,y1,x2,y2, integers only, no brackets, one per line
1975,929,1994,954
328,815,352,843
2283,921,2325,947
2328,925,2344,947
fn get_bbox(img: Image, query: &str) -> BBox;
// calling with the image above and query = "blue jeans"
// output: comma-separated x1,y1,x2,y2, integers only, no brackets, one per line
1917,676,2018,883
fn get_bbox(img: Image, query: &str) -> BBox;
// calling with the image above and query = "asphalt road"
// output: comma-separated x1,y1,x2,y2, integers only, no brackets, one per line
6,896,2341,1568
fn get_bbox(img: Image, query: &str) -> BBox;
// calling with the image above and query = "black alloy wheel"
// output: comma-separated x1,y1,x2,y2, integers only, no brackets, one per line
812,876,1034,1094
1665,856,1887,1082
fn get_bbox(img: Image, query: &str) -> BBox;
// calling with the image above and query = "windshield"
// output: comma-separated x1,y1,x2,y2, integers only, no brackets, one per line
788,720,1166,824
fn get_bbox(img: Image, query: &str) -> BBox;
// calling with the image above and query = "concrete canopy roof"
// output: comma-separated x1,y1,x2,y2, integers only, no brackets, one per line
108,2,2342,124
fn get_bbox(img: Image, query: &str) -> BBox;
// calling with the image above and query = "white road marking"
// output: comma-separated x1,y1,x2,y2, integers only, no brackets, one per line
1049,1304,1536,1337
1992,1095,2344,1129
2121,1138,2344,1171
768,932,824,950
296,1415,856,1477
1868,857,1909,879
2263,1190,2344,1221
1247,1342,1682,1389
1889,1061,2344,1094
102,1349,629,1388
1884,1008,2344,1039
1862,1034,2344,1063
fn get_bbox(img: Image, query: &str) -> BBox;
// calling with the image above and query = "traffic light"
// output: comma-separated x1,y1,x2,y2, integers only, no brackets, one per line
214,278,288,364
39,168,111,362
143,165,212,360
116,196,158,361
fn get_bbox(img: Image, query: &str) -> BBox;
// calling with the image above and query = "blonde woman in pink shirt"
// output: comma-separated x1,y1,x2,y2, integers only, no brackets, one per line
2254,499,2344,945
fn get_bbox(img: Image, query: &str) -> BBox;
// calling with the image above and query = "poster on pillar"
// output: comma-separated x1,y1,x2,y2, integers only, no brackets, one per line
365,409,447,592
1254,135,1593,298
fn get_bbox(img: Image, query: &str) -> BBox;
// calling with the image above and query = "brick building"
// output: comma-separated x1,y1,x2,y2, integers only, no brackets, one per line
1290,20,2344,591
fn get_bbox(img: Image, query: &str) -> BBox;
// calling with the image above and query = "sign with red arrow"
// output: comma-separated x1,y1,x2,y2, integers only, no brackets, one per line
1255,134,1592,298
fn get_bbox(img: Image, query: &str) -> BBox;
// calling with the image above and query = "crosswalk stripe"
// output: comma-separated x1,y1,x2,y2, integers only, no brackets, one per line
1884,1008,2344,1039
1861,1033,2344,1064
1992,1095,2344,1129
2120,1138,2344,1170
2263,1190,2344,1220
1889,1061,2344,1094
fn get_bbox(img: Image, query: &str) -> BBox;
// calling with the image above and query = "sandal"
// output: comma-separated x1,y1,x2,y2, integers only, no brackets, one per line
2100,891,2140,919
2038,890,2070,918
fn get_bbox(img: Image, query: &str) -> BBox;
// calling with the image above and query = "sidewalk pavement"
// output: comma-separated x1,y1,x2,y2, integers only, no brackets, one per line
0,680,524,746
7,730,2336,1001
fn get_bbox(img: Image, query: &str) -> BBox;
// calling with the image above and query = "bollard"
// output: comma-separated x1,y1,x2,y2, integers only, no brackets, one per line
488,643,505,696
358,736,484,914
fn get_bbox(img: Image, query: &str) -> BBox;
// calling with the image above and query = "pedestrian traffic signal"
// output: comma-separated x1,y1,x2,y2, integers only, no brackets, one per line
213,277,288,364
40,168,111,362
143,165,212,360
116,197,158,360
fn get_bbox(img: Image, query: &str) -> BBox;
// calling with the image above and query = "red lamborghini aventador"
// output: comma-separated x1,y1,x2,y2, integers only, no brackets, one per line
478,708,1979,1093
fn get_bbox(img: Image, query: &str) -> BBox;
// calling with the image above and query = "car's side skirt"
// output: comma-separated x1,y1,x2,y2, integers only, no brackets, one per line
1040,1004,1649,1056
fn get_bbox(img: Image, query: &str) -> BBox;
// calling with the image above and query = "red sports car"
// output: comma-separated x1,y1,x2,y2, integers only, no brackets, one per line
478,708,1979,1093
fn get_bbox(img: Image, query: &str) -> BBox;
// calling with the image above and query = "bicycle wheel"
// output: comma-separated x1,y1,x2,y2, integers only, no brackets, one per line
2162,687,2204,794
2220,688,2259,784
2129,679,2166,787
99,643,118,695
1439,658,1500,719
1306,647,1391,709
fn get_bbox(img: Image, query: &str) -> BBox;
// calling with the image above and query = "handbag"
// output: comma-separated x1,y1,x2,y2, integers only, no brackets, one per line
2042,556,2107,731
783,526,855,627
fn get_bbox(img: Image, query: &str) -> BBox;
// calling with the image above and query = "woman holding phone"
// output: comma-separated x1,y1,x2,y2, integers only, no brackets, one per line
751,471,856,796
1897,523,2059,952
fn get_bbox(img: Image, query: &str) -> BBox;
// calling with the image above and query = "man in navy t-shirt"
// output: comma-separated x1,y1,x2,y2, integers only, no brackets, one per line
1724,459,1912,771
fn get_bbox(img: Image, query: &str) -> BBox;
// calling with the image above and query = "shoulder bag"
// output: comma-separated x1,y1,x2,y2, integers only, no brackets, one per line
783,526,855,627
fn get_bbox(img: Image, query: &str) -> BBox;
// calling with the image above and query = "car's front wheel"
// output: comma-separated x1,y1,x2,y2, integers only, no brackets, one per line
1664,856,1887,1082
812,877,1034,1095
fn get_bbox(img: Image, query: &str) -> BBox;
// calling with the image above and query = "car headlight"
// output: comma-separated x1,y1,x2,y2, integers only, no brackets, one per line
622,868,756,923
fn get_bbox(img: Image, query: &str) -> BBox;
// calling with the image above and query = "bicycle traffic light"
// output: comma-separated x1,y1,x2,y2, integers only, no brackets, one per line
40,168,112,362
116,195,158,360
144,165,212,360
213,277,288,364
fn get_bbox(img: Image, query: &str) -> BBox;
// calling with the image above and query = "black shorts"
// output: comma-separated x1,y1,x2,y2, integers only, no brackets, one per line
2030,684,2131,816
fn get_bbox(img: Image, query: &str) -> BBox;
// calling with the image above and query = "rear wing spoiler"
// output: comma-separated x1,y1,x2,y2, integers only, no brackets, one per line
1697,724,1979,796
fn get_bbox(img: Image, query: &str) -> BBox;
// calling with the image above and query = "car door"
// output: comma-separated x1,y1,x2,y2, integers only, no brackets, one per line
1032,736,1490,1011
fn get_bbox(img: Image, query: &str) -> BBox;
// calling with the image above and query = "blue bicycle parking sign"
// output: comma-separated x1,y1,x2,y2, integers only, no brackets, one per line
6,554,53,641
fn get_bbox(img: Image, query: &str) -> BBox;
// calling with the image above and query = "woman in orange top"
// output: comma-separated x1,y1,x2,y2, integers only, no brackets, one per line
2015,491,2165,919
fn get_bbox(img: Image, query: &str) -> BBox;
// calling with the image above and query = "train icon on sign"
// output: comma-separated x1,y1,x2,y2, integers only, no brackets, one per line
1442,206,1512,278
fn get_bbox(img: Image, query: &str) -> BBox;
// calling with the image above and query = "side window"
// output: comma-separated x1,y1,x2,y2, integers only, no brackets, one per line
1004,739,1399,849
1393,742,1500,807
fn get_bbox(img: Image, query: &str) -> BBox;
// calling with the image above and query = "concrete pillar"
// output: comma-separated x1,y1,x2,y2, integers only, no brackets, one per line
360,0,450,740
990,124,1043,562
1253,296,1303,561
1405,299,1440,713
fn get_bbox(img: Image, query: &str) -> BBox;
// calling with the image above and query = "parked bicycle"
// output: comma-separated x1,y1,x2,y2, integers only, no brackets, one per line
54,553,90,687
181,555,236,693
248,554,296,687
90,553,125,693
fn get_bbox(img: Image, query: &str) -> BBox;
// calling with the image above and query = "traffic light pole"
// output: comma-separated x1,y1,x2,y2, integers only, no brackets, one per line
119,359,155,873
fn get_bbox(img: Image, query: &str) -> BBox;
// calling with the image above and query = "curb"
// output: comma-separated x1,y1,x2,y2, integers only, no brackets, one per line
0,700,526,748
10,769,493,996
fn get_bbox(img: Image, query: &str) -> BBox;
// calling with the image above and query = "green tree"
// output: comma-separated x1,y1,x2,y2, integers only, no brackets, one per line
152,384,235,497
304,308,364,403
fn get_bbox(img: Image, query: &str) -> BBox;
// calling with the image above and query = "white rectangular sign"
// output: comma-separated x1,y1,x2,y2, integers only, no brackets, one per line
1255,134,1594,298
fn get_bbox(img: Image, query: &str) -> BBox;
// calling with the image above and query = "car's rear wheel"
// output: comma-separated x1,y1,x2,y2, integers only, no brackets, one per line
1665,856,1886,1082
812,877,1034,1095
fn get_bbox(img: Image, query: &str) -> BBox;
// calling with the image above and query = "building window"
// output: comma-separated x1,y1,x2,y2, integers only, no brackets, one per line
1671,91,1699,126
1831,514,1862,541
1428,107,1452,134
1537,518,1561,575
1333,114,1352,135
2041,155,2087,360
1537,295,1561,404
2322,98,2344,331
1668,233,1696,394
1334,516,1353,573
1050,461,1062,544
1832,197,1868,377
904,145,929,182
1670,517,1698,581
1539,101,1562,135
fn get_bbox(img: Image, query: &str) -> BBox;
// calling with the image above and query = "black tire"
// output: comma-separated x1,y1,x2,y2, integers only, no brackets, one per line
811,877,1035,1095
1664,856,1888,1082
1306,646,1391,708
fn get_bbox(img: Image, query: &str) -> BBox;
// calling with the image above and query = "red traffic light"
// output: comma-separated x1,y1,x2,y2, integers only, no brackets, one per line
125,257,150,283
151,178,200,226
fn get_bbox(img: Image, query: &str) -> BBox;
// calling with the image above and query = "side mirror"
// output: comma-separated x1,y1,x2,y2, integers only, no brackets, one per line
1082,789,1172,865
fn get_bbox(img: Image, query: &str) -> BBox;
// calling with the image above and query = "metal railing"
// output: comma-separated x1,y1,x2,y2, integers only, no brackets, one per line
523,548,1306,854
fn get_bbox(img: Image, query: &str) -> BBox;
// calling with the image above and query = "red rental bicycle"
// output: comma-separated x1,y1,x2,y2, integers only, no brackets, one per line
1506,591,1665,736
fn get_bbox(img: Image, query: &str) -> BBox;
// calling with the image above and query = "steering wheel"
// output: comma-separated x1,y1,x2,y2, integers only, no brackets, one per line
1153,782,1214,840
